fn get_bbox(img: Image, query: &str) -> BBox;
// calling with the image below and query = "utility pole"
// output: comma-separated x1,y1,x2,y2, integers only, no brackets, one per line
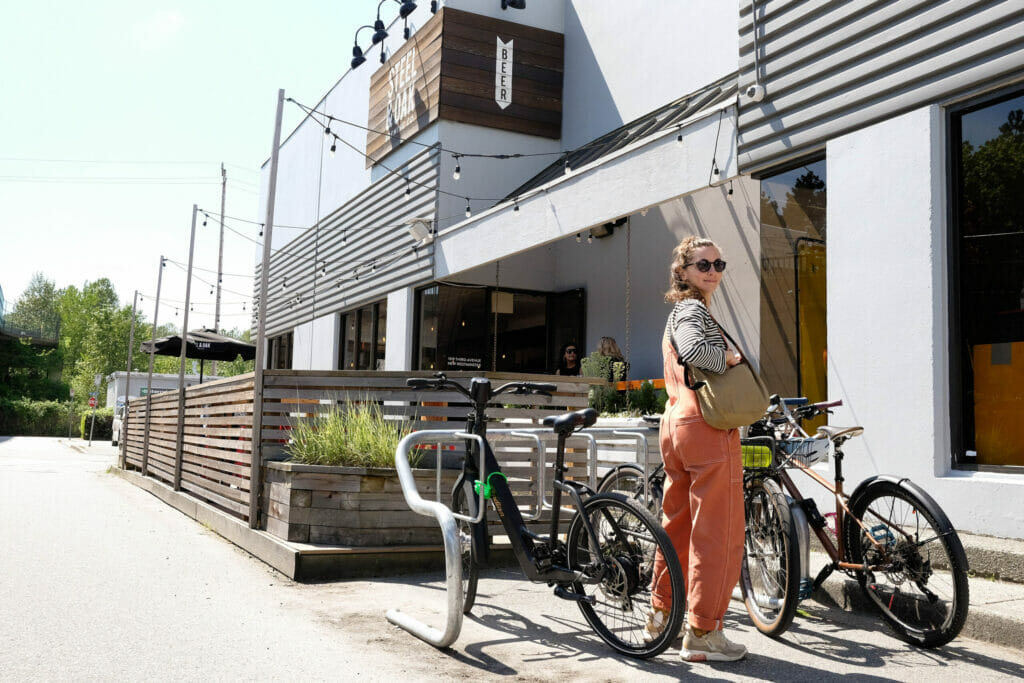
213,163,226,377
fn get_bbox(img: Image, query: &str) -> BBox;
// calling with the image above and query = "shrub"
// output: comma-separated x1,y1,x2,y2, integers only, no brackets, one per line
79,408,114,440
0,398,80,436
286,399,418,468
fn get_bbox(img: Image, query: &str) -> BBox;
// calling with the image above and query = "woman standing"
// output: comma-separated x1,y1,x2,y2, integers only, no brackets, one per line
647,236,748,662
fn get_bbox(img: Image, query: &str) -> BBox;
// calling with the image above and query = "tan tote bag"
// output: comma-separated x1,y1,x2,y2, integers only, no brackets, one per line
684,325,769,431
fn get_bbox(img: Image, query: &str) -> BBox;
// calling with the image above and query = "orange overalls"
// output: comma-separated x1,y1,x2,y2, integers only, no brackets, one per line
651,334,745,632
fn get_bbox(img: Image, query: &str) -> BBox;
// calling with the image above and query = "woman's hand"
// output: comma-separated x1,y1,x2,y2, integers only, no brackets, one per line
726,349,743,367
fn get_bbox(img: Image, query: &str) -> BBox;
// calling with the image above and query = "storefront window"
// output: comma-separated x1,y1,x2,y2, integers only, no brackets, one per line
415,284,584,373
338,300,388,370
759,159,827,403
269,332,293,369
952,90,1024,468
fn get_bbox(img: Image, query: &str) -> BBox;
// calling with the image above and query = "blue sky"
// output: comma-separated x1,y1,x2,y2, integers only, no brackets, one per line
0,1,373,331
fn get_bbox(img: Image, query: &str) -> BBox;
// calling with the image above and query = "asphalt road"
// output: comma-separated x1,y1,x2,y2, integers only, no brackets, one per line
1,435,1022,682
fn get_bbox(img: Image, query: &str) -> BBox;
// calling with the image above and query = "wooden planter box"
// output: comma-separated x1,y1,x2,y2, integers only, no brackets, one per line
263,461,457,546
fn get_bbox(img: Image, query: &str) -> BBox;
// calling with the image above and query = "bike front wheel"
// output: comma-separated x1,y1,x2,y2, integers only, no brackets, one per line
565,493,685,658
452,480,481,615
597,463,664,520
845,480,970,648
739,476,801,638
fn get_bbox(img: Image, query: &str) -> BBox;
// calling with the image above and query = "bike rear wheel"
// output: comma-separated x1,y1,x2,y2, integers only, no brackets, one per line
565,493,684,658
597,463,664,520
845,480,969,648
452,480,481,614
739,476,801,637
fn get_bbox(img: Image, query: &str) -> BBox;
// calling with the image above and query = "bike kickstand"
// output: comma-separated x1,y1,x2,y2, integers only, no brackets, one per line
811,562,836,594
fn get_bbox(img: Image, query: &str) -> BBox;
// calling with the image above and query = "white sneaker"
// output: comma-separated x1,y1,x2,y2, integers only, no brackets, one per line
643,606,671,642
680,626,747,662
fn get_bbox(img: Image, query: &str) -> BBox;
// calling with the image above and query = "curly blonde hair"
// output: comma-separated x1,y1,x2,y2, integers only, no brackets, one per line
664,236,719,304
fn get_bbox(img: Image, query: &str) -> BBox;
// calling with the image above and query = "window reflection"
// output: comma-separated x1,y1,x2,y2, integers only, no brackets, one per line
759,160,827,402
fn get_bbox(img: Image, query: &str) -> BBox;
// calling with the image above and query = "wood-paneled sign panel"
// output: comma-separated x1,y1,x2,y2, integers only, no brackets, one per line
367,7,563,166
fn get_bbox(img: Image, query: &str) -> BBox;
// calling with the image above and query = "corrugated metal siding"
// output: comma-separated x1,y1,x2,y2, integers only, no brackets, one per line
738,0,1024,174
256,146,439,339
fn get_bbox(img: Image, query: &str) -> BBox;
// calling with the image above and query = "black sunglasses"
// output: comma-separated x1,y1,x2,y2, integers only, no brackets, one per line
685,258,727,273
565,348,577,354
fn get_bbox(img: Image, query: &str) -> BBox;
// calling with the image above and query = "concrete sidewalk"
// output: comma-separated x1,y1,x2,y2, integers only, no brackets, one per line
99,438,1024,655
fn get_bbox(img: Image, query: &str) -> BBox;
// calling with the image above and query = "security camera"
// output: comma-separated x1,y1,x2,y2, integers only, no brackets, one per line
746,83,766,102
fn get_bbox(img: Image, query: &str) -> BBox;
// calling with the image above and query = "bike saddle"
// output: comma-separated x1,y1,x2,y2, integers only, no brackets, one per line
543,408,598,436
815,425,864,442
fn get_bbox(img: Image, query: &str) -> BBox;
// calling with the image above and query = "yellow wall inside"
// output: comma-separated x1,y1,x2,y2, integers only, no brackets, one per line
973,342,1024,466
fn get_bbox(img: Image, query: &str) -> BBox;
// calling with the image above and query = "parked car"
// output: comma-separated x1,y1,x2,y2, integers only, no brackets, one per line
111,405,125,446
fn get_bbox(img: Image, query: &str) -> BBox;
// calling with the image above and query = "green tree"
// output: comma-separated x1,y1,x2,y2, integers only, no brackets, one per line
6,273,61,339
212,327,255,377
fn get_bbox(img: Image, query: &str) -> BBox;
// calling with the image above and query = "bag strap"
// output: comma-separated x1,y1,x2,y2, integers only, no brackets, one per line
679,318,747,393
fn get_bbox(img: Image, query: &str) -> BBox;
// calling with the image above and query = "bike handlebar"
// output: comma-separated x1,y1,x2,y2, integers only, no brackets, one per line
405,375,556,407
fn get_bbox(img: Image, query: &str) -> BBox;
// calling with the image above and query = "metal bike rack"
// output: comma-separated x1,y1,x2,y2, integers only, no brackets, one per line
385,429,485,649
386,424,659,649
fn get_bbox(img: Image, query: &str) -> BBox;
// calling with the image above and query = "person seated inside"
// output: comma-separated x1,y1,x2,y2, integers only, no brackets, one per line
556,343,580,375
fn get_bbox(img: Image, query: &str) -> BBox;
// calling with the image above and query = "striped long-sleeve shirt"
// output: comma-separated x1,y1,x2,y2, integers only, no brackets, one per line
664,299,728,374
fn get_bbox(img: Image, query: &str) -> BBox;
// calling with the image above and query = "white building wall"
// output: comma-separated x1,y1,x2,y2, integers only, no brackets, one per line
292,313,340,371
828,105,1022,538
561,1,739,149
552,178,761,380
385,287,416,371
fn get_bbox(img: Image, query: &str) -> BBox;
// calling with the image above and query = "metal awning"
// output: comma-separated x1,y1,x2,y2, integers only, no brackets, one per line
435,73,739,279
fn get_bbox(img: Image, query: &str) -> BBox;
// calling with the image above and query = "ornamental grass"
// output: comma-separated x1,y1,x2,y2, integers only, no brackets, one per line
286,398,420,468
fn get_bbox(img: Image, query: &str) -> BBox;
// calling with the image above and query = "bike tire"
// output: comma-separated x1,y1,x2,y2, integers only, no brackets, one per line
597,463,665,521
739,476,801,638
844,479,970,648
452,480,481,615
565,493,685,658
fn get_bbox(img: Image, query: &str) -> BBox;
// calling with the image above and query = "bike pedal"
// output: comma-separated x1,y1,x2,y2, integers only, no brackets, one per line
553,585,595,605
798,578,814,601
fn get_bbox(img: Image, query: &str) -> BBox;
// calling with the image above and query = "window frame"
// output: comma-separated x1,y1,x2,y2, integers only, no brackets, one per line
946,84,1024,473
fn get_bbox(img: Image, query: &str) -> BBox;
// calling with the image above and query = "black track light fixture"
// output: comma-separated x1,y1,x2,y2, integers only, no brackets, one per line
372,0,390,44
397,0,417,19
351,25,374,69
501,0,526,9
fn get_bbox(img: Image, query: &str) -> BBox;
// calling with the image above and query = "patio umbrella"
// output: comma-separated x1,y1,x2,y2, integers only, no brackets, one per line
140,327,256,383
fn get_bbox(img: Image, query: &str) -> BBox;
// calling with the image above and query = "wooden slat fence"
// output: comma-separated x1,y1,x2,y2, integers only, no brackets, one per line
123,373,255,521
122,369,661,538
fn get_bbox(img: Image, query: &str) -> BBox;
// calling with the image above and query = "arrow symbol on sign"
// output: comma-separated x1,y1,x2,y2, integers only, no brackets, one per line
495,37,513,110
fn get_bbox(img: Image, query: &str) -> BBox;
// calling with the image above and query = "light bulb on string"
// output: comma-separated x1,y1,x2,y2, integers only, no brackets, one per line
588,233,593,244
452,154,461,180
575,233,581,243
330,137,337,157
513,197,520,213
465,198,471,218
324,117,332,137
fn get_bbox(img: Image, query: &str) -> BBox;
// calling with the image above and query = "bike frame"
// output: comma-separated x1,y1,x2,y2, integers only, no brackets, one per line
465,425,602,585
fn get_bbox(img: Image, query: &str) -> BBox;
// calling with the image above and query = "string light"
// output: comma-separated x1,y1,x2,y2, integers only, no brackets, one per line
588,233,593,244
330,137,337,157
465,198,471,218
452,154,461,180
513,197,520,213
563,154,572,175
576,233,581,243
